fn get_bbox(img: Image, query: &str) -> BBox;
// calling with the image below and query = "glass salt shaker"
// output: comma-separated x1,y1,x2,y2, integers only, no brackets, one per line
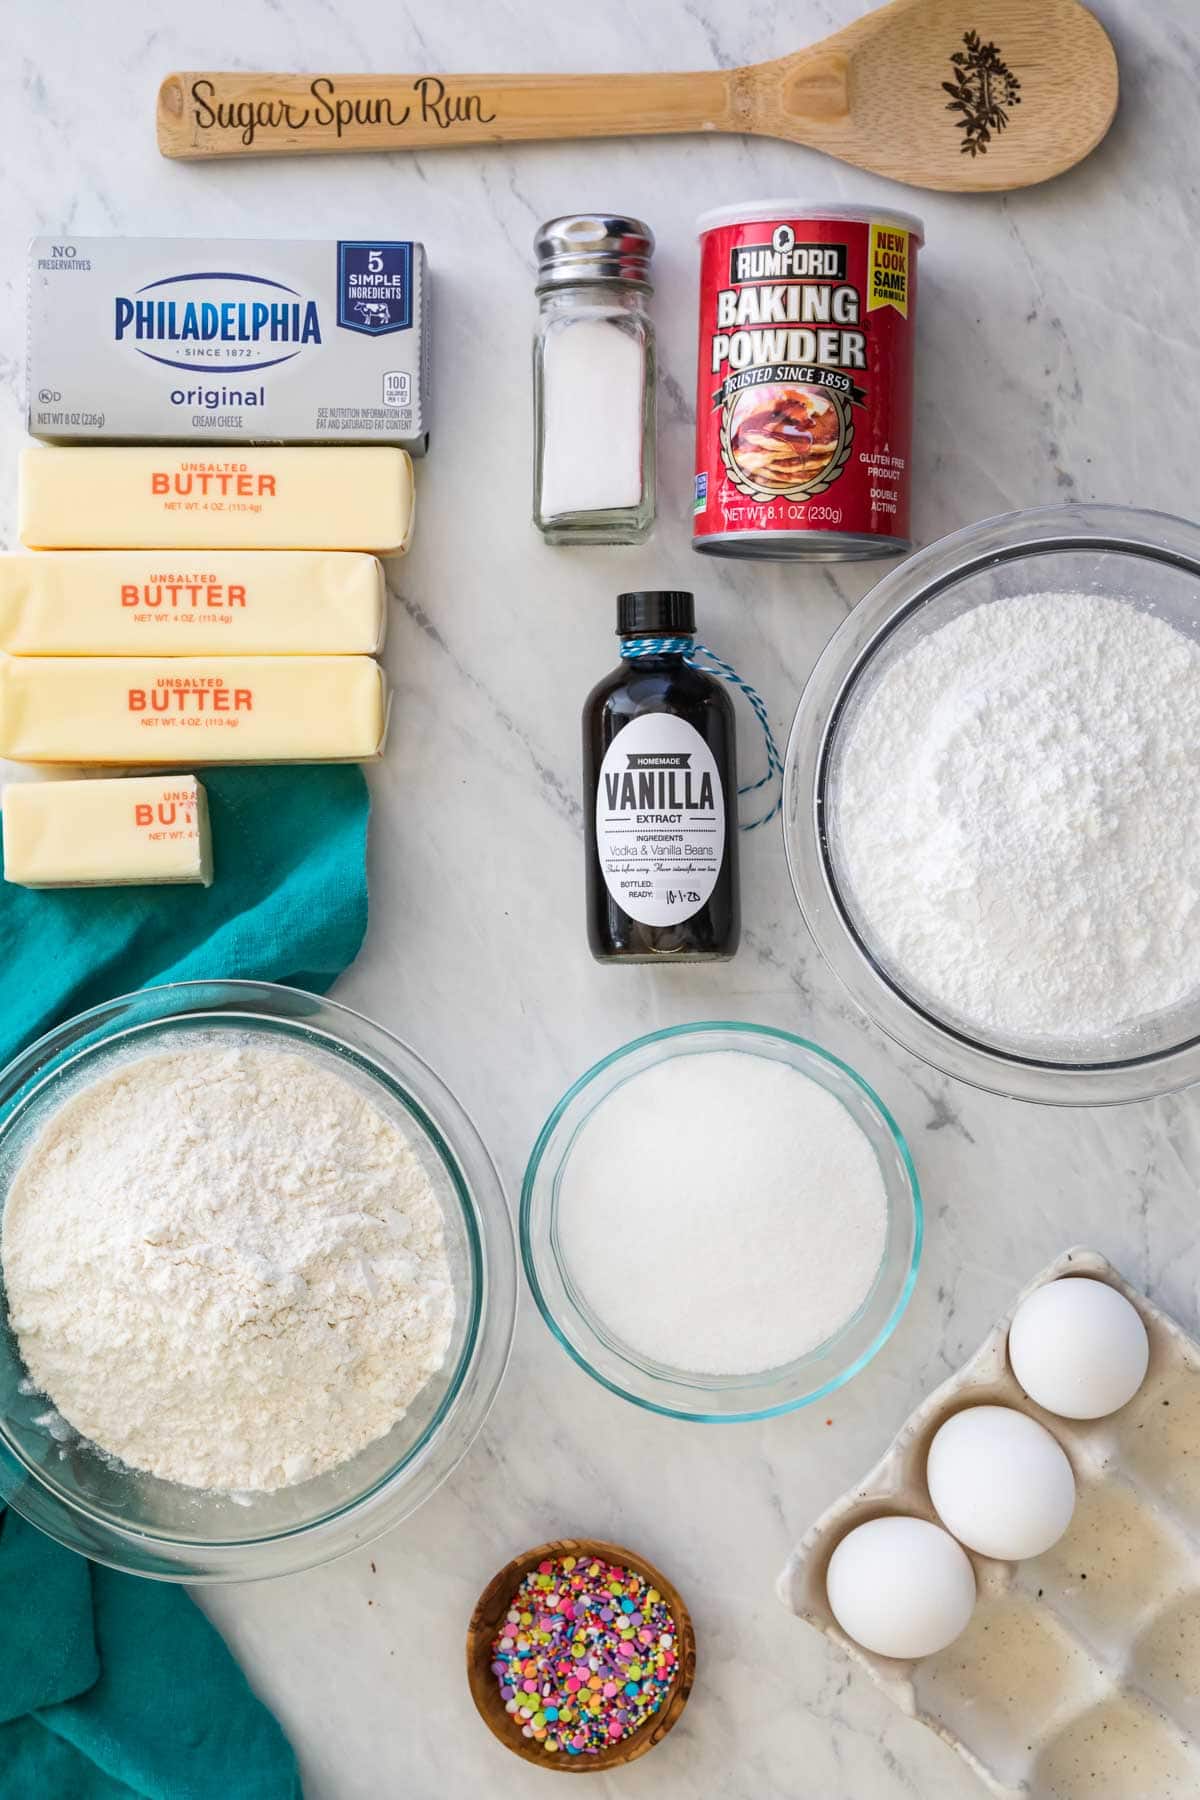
533,214,656,546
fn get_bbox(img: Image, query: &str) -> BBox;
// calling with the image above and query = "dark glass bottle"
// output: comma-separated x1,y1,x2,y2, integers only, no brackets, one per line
583,591,740,963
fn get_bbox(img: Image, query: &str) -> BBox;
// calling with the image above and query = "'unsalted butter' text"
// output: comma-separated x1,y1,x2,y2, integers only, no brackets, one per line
135,800,197,827
151,471,276,498
122,581,248,609
128,684,253,713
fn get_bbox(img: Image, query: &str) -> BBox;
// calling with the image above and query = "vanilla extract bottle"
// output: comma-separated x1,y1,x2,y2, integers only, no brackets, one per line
584,591,740,963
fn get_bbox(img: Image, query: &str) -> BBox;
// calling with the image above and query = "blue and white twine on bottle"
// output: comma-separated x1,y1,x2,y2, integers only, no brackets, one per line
619,636,783,829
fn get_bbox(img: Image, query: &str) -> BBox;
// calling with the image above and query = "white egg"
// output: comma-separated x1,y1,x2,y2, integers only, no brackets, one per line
927,1405,1075,1561
825,1515,976,1660
1009,1277,1150,1419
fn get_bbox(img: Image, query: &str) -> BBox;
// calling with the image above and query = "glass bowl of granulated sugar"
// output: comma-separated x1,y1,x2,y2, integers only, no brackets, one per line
521,1021,921,1421
0,980,517,1581
785,502,1200,1106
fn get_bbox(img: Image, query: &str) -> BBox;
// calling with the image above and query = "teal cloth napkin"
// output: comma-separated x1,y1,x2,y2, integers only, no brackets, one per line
0,764,372,1800
0,767,369,1052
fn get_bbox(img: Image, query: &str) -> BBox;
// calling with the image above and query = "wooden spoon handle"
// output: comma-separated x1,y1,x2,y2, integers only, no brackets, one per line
156,62,846,160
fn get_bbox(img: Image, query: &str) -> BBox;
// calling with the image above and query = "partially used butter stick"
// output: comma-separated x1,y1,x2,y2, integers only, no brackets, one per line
3,775,212,887
18,445,414,554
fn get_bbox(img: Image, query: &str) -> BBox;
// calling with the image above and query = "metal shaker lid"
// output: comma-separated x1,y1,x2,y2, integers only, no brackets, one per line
534,214,655,291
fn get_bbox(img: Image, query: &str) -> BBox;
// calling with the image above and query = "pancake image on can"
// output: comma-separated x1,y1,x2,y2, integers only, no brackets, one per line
725,382,847,498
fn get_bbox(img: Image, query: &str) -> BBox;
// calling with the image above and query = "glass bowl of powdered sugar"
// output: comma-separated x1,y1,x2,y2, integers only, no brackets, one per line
521,1022,921,1421
785,502,1200,1105
0,980,516,1581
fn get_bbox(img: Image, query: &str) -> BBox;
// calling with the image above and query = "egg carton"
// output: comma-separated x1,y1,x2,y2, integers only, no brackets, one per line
778,1248,1200,1799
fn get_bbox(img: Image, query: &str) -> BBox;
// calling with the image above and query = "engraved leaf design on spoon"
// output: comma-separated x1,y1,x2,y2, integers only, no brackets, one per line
942,29,1023,156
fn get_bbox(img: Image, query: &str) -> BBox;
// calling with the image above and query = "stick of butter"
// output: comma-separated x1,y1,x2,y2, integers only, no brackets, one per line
19,446,414,554
0,656,388,765
3,775,212,888
0,552,386,656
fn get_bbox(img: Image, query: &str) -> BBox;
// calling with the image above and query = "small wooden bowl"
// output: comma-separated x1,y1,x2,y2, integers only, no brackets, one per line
466,1537,696,1773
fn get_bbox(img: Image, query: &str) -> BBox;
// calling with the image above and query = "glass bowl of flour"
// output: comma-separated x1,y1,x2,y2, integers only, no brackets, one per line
0,980,516,1581
785,503,1200,1104
521,1021,921,1421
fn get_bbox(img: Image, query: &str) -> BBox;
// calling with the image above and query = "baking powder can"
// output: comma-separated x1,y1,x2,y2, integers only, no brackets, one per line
692,203,923,562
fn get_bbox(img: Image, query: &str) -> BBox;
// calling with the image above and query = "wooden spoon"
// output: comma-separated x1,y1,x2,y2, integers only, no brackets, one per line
157,0,1117,193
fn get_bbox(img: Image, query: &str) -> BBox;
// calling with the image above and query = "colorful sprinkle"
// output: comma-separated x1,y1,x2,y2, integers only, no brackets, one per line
490,1556,678,1758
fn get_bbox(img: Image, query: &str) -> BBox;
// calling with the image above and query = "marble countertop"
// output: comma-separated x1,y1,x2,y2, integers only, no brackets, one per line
2,1,1197,1794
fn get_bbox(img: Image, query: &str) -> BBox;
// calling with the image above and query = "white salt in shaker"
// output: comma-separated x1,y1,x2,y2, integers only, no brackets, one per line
533,214,656,545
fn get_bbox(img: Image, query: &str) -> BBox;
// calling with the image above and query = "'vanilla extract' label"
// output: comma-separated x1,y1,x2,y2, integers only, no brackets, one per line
595,713,725,927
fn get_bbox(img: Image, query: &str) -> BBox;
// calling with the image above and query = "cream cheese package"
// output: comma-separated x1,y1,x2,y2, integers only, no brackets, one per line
0,552,386,656
18,446,414,554
27,237,430,452
0,655,389,765
3,774,212,887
